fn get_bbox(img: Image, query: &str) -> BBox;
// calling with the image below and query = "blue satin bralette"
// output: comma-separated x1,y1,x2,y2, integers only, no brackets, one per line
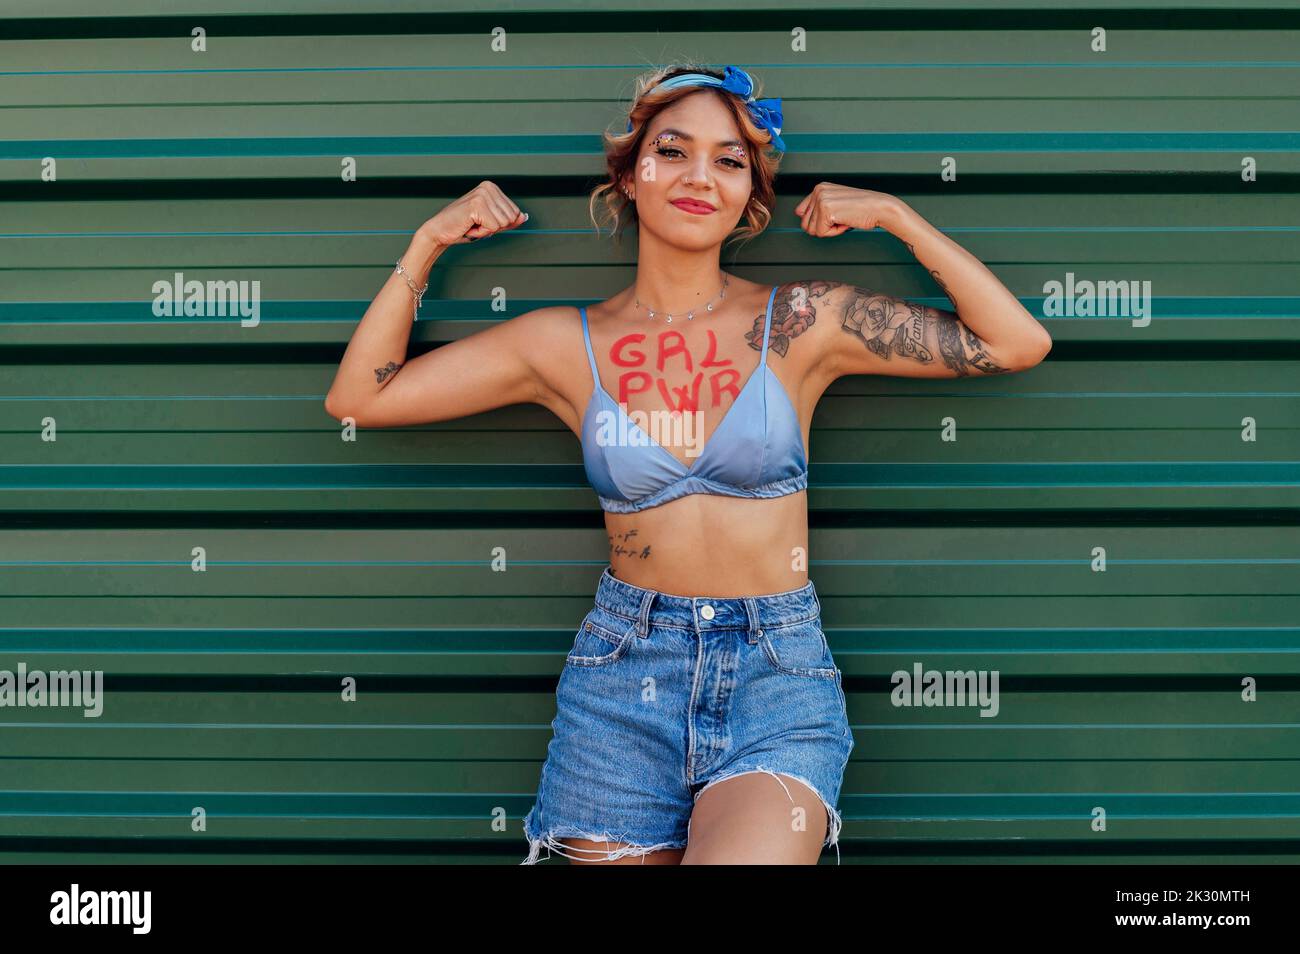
579,283,809,513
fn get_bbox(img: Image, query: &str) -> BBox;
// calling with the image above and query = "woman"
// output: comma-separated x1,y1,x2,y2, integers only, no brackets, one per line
324,62,1051,865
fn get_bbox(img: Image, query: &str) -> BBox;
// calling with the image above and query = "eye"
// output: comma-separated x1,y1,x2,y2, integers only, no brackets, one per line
653,144,745,169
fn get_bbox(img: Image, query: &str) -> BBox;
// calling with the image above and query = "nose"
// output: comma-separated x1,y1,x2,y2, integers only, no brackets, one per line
683,153,713,187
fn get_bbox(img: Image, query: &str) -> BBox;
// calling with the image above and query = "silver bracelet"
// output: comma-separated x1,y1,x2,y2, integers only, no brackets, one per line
394,259,428,322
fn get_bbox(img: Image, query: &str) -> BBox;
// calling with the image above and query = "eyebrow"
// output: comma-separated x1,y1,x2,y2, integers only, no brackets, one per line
652,127,745,150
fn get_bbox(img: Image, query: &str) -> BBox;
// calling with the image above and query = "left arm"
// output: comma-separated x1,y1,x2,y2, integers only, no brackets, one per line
795,186,1052,379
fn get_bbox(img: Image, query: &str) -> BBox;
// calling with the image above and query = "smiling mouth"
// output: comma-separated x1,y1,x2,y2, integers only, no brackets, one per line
670,199,717,214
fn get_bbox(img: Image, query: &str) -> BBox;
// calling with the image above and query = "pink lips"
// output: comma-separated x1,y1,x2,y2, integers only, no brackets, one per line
670,199,716,215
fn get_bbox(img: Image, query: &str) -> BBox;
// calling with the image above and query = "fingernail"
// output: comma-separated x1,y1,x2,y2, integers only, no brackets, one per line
523,212,530,221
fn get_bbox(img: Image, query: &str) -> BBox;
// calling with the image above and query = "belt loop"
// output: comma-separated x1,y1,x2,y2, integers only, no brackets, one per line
636,588,655,638
743,597,762,644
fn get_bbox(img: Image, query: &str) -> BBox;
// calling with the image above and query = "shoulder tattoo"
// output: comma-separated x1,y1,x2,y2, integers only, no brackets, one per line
744,280,837,357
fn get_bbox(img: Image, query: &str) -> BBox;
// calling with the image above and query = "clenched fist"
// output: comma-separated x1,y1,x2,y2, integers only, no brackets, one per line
417,180,529,247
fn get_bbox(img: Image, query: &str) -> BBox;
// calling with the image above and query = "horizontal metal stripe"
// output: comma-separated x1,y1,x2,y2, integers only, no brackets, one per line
2,298,1298,322
5,131,1300,160
4,462,1296,489
4,557,1300,567
8,61,1300,79
8,225,1300,238
5,5,1300,40
0,792,1296,816
3,627,1300,653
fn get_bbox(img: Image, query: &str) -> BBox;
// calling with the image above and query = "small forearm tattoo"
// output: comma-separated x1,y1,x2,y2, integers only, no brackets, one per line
609,528,652,560
746,280,836,358
374,361,402,384
904,242,956,307
839,285,1009,376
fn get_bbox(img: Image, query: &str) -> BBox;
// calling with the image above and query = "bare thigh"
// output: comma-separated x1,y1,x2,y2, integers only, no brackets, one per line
557,838,685,865
681,772,829,864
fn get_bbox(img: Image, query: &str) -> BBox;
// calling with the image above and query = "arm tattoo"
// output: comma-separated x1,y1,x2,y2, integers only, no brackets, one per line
838,285,1009,376
904,241,956,308
374,360,402,384
745,280,836,357
929,268,954,307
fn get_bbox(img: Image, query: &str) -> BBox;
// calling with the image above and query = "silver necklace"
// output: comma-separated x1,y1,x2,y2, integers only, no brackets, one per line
634,274,729,322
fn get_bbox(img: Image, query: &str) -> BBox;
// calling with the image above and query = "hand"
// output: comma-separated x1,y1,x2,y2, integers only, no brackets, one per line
793,183,908,237
417,180,528,248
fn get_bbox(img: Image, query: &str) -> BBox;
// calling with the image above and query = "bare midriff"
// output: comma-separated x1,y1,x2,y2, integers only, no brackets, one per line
602,489,809,598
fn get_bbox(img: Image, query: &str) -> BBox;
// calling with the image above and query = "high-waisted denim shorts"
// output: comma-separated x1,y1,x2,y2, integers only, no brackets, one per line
522,566,853,864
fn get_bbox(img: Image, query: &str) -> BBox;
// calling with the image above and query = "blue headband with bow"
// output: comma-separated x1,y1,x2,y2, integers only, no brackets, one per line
626,65,786,153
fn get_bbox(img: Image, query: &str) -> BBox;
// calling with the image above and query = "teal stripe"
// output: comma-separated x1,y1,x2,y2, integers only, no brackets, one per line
0,462,591,489
0,559,607,567
0,300,543,321
2,627,1298,655
0,793,534,817
816,461,1300,487
5,61,1300,78
2,392,1300,400
4,557,1300,567
8,225,1300,238
1,298,1297,322
5,131,1300,159
0,462,1297,489
0,792,1298,823
1,793,1300,823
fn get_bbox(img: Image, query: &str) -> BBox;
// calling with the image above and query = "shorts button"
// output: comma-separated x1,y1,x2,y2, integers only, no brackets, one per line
700,604,715,620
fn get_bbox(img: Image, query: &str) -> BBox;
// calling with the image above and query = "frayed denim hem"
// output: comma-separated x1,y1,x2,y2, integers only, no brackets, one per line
689,765,844,865
521,824,688,864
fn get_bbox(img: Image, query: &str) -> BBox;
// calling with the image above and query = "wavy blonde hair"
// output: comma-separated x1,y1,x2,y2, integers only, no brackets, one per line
588,61,782,253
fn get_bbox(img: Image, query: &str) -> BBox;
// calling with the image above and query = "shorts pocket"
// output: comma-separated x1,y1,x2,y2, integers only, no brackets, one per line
564,606,638,668
759,617,839,680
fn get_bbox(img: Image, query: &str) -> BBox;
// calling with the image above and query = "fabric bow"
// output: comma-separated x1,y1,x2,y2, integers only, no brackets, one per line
625,64,786,153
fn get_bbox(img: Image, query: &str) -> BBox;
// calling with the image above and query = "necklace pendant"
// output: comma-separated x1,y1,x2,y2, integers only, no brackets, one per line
638,274,728,322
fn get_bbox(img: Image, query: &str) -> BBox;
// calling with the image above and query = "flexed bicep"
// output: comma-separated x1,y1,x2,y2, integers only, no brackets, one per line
830,283,1014,379
323,179,533,428
330,311,547,429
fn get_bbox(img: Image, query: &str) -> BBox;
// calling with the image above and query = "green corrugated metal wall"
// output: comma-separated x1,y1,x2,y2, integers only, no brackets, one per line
2,2,1299,864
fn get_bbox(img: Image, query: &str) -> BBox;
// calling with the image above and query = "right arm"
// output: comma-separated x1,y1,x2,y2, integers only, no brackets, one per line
323,182,537,428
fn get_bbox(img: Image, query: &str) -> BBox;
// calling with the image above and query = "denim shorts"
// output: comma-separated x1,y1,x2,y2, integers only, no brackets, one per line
522,566,853,864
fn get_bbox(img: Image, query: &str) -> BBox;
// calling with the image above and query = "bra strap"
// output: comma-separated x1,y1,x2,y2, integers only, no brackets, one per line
579,306,601,386
759,284,778,366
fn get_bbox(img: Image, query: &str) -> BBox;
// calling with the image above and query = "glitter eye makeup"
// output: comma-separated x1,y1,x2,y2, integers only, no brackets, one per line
650,132,747,168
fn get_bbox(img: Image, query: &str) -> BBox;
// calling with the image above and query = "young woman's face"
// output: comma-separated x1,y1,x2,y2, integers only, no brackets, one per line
626,91,754,250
